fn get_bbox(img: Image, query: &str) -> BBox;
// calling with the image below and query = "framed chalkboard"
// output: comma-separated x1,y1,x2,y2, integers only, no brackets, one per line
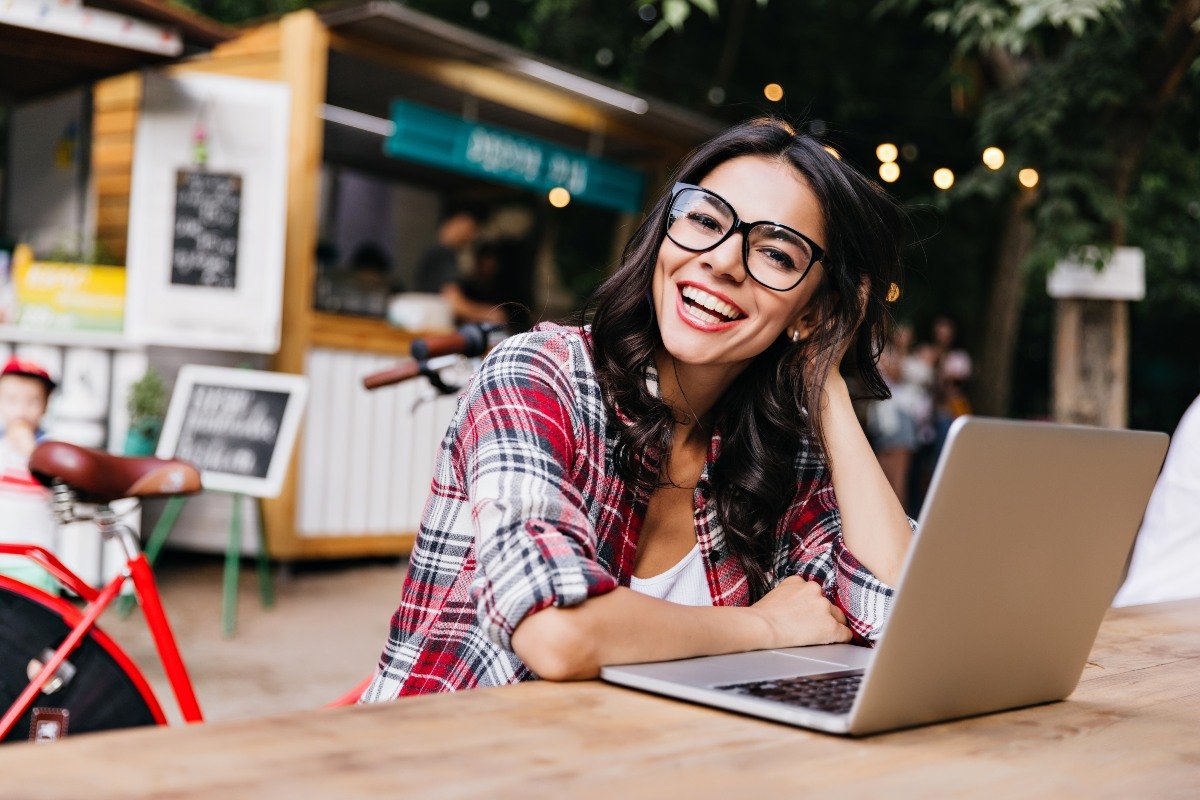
127,72,289,352
171,169,242,289
156,366,308,498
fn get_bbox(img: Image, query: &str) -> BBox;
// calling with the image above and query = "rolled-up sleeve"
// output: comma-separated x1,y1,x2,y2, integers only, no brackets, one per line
459,334,617,650
788,471,917,643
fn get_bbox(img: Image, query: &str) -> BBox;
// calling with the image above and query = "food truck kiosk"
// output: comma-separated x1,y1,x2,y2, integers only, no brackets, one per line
90,3,720,561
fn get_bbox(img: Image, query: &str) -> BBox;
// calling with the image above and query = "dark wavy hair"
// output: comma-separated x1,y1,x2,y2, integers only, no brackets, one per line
583,118,905,600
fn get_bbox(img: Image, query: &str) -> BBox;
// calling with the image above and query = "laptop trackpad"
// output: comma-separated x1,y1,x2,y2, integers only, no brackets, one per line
606,644,870,687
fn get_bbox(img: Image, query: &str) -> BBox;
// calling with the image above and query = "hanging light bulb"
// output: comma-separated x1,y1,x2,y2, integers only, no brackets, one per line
982,147,1005,170
933,168,955,190
548,187,571,207
763,83,784,102
879,162,900,183
1018,168,1040,188
876,143,898,163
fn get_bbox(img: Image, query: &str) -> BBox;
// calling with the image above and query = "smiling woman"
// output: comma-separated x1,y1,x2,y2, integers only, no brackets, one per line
361,118,916,700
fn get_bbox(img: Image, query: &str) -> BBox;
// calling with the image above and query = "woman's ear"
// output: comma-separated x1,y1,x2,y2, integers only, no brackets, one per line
787,307,820,342
787,288,832,343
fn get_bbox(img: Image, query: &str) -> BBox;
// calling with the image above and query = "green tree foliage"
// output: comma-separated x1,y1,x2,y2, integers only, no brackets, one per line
891,0,1200,426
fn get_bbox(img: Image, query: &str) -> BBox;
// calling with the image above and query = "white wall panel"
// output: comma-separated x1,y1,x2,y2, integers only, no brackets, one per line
297,348,459,538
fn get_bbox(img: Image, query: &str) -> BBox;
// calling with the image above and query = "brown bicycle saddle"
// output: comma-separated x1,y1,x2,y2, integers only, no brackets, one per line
29,441,202,504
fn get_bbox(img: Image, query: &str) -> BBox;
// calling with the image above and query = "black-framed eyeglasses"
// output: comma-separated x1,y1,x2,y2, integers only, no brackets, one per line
665,182,826,292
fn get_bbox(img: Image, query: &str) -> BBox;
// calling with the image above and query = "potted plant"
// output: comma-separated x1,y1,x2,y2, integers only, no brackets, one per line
124,368,167,456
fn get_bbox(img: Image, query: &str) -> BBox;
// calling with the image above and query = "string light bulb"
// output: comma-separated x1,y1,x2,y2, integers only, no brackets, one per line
763,83,784,102
982,147,1005,170
876,143,898,163
933,168,955,190
1018,168,1040,188
879,162,900,183
548,187,571,207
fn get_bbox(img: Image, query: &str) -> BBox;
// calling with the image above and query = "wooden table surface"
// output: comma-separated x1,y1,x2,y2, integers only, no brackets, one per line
3,600,1198,799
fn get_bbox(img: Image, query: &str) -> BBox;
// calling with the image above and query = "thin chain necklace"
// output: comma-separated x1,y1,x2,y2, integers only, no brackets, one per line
661,355,707,491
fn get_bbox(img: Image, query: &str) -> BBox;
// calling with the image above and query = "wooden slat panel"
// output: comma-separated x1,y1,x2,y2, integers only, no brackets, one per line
93,73,142,110
95,203,129,231
94,172,132,198
93,108,138,138
92,139,133,171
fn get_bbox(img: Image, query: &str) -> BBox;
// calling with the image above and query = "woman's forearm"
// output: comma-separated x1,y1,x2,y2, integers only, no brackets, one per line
818,376,914,586
511,587,767,680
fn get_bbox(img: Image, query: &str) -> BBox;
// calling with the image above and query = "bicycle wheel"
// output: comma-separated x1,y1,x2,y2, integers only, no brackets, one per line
0,576,165,743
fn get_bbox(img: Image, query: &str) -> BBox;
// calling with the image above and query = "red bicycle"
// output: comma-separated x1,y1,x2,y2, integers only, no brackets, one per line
0,442,368,743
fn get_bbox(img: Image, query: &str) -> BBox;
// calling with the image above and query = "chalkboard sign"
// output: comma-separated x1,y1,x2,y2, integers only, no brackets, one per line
156,366,308,498
171,169,242,289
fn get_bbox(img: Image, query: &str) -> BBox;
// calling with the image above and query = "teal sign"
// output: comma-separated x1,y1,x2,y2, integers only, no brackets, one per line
385,100,644,213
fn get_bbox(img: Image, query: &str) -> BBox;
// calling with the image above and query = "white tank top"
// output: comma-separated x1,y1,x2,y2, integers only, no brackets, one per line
628,543,713,606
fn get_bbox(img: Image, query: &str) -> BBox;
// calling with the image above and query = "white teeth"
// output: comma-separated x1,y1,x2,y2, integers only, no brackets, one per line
680,286,743,321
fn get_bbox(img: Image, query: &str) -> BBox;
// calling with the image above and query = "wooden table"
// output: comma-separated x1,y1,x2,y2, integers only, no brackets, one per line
3,601,1198,798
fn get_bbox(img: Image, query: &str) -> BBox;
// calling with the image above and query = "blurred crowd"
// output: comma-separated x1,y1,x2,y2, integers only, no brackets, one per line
866,315,972,516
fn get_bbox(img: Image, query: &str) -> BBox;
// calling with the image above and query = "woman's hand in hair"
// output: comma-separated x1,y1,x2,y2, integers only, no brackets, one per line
833,276,873,369
808,276,872,401
748,575,853,648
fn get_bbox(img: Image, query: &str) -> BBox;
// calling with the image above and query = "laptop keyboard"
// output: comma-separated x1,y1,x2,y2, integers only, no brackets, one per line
716,670,864,714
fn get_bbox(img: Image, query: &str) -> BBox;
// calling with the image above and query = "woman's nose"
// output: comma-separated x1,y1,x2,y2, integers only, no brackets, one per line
701,233,746,283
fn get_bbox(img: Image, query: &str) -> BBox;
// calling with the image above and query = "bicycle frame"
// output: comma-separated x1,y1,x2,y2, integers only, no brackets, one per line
0,507,204,741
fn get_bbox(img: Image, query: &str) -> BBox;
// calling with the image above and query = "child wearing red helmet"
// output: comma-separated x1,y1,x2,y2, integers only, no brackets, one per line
0,357,58,592
0,357,56,457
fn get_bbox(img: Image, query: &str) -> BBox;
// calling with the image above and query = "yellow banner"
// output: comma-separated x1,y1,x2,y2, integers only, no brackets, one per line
11,247,126,332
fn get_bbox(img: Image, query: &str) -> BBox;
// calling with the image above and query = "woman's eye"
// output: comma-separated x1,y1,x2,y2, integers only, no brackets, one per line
686,212,724,232
757,247,798,271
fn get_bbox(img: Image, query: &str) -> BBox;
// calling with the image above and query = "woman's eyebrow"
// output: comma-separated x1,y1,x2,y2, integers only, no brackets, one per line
694,193,728,214
757,225,804,244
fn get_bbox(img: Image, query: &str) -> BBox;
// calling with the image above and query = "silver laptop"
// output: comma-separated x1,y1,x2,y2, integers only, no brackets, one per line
601,416,1169,735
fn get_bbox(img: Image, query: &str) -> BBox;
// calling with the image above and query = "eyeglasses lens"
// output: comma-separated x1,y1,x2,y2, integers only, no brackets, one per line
745,224,813,290
667,189,734,250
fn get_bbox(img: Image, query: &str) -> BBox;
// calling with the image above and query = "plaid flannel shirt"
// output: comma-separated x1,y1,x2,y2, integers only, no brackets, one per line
361,323,907,701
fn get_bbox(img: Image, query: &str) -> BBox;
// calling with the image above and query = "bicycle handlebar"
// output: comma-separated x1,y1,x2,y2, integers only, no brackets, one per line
362,360,422,390
363,323,507,391
410,322,504,360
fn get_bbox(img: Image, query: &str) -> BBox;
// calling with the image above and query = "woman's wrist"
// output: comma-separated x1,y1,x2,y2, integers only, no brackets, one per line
737,604,781,650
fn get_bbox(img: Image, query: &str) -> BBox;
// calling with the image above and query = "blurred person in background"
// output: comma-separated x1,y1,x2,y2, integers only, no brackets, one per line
868,322,934,513
415,207,506,325
931,315,973,428
0,358,58,593
414,207,480,294
1113,392,1200,607
909,314,972,512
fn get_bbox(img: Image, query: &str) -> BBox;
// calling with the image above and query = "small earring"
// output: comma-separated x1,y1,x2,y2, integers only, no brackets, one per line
790,329,801,343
